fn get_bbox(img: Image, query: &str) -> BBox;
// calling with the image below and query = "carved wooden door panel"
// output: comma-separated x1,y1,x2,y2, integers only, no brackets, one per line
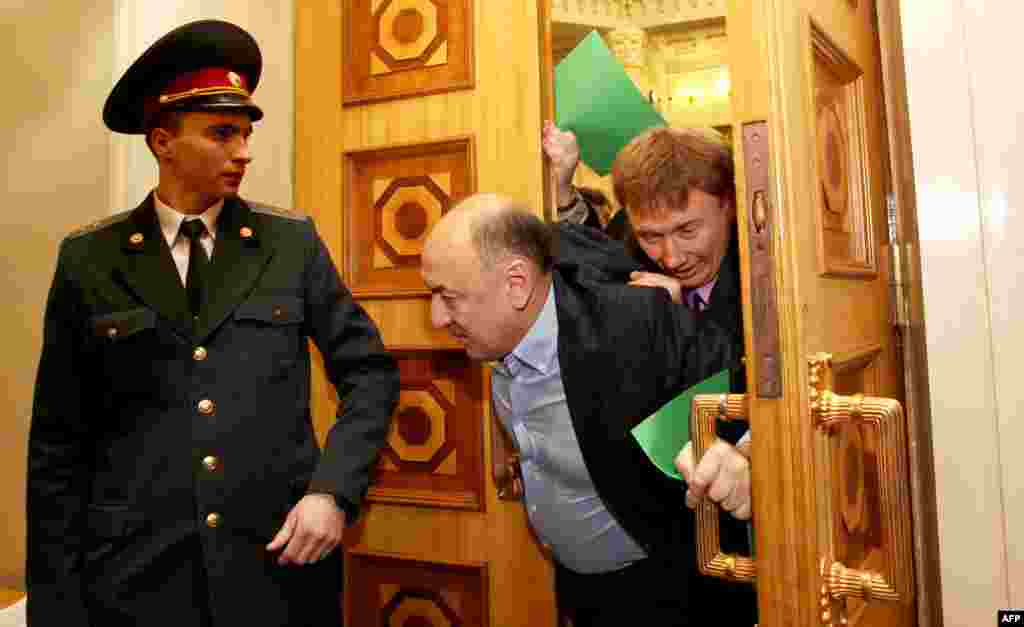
704,0,920,625
295,1,556,625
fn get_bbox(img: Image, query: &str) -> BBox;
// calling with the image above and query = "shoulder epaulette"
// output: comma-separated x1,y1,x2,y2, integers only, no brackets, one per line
66,210,133,240
248,201,307,222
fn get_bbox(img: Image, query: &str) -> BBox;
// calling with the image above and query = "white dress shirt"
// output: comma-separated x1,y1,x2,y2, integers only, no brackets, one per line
491,284,648,573
153,192,223,285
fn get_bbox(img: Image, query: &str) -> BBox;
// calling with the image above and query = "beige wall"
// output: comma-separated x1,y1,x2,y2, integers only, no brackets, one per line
0,2,116,589
901,0,1024,623
0,2,294,588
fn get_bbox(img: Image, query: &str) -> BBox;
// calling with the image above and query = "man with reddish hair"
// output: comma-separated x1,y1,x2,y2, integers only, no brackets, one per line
546,124,756,622
611,126,753,505
546,125,751,511
612,127,738,325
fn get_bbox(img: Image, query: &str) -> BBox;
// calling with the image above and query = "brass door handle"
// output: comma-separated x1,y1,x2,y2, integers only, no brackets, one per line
490,402,524,501
692,393,756,583
494,452,523,500
809,354,914,610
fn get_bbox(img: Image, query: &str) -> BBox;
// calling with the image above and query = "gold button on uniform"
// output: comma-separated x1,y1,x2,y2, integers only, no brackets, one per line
106,326,119,339
193,346,208,361
205,512,222,528
197,399,215,415
202,455,220,472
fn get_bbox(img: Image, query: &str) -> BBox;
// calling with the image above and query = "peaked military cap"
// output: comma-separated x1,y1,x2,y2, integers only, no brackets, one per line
103,19,263,134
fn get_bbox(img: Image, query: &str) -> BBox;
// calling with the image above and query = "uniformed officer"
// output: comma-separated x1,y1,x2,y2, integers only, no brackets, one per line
26,20,399,626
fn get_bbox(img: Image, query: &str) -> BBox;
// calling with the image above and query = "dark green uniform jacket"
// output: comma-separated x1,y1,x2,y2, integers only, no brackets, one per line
27,194,399,625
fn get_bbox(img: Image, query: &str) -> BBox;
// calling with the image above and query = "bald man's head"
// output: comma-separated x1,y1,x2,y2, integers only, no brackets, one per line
425,193,556,275
421,193,555,361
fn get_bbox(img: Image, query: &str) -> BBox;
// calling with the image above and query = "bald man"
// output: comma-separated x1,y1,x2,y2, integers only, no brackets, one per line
420,194,757,627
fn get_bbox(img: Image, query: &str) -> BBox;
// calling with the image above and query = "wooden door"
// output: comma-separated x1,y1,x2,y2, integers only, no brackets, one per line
295,1,556,625
721,0,919,625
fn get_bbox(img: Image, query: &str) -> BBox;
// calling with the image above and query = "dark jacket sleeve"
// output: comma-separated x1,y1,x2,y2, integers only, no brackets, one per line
594,222,748,442
648,284,742,401
553,222,641,282
26,242,91,625
555,222,741,395
301,221,399,521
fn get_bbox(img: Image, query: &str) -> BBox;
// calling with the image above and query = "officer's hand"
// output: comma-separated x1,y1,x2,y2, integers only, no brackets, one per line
266,493,346,565
628,271,684,304
676,439,752,521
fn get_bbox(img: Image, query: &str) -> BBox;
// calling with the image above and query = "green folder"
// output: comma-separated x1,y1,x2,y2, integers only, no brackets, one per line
554,31,667,176
632,369,755,555
630,369,730,480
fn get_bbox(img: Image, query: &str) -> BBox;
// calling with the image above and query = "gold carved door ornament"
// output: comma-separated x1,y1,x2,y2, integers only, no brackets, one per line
808,353,914,624
692,355,915,618
692,393,756,583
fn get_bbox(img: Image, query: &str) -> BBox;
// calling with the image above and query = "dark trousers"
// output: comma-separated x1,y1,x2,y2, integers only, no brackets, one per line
554,553,757,627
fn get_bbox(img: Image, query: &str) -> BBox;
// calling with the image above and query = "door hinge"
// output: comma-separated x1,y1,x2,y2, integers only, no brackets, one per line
887,193,911,329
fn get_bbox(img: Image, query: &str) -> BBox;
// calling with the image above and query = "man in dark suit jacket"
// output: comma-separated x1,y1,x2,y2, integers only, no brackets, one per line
609,127,751,510
420,194,756,626
545,123,752,518
26,20,399,626
546,121,756,618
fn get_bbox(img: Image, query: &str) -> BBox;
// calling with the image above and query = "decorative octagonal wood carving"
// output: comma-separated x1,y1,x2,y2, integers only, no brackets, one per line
372,174,450,269
369,348,484,510
817,98,849,223
386,386,453,465
344,136,475,297
824,348,887,619
382,585,462,627
347,552,488,627
344,0,474,105
375,0,444,67
811,22,877,278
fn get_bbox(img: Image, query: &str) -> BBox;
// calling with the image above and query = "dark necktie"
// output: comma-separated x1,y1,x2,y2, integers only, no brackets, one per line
686,289,707,312
501,353,522,378
178,219,210,318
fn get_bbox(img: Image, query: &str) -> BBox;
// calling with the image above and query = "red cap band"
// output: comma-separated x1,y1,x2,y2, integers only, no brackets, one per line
158,67,250,104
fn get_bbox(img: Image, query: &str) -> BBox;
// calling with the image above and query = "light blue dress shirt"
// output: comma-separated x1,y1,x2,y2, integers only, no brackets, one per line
491,284,647,574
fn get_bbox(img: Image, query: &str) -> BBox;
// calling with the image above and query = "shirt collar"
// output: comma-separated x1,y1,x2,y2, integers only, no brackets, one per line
507,283,558,375
153,191,224,247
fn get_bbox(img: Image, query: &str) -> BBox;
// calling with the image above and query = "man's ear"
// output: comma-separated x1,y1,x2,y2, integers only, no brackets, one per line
150,128,174,159
504,257,534,310
725,192,738,224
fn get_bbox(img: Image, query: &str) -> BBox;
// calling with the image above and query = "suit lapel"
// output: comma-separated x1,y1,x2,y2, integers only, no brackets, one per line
195,196,274,341
707,235,742,338
553,272,613,442
112,195,192,335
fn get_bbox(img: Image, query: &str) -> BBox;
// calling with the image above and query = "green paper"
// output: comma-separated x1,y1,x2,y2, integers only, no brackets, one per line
555,31,667,176
630,370,730,480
